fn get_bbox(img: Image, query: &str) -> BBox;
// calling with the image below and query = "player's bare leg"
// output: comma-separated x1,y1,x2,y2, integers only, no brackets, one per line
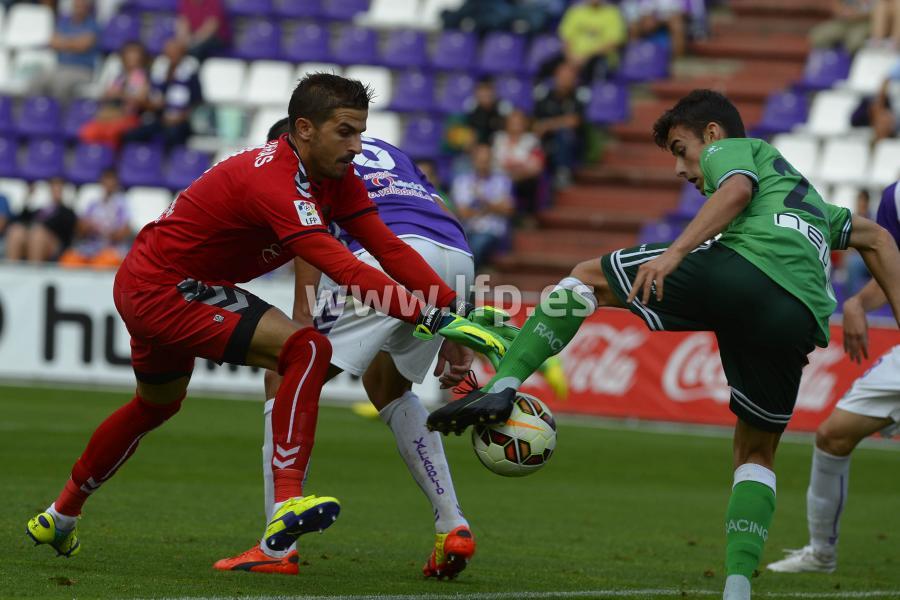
767,409,892,574
427,259,621,434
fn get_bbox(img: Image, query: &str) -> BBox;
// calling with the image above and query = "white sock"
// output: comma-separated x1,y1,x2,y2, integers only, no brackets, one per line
47,503,77,531
259,398,293,558
488,376,521,393
807,446,850,557
723,574,750,600
380,391,468,533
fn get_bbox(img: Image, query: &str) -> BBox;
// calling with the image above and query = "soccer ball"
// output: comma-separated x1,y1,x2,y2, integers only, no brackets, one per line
471,393,557,477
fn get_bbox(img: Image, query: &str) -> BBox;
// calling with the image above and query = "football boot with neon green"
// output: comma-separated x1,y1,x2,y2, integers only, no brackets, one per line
263,495,341,552
26,511,80,557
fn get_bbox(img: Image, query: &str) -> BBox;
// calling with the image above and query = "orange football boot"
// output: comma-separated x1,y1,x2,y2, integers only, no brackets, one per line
422,525,476,580
213,545,299,575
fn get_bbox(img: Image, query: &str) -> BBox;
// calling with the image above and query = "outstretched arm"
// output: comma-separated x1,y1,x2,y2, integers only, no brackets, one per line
847,215,900,327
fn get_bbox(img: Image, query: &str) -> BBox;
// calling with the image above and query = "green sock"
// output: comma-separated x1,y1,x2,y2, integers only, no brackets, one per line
725,480,776,579
485,286,593,392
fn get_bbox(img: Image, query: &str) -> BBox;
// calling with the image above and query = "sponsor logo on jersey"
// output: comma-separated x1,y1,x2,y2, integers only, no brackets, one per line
294,200,322,226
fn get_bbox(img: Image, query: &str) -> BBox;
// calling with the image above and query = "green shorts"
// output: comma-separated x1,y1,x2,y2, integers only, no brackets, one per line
601,241,817,433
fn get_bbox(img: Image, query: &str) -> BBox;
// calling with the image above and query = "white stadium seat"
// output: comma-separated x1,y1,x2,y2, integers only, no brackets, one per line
4,48,57,95
771,134,820,176
199,58,247,106
0,178,29,215
421,0,465,30
364,111,401,146
344,66,393,111
817,137,869,187
0,5,5,40
247,107,287,146
80,53,124,99
802,90,860,138
829,184,861,213
125,187,173,232
356,0,419,28
0,49,9,93
245,60,293,107
74,183,104,215
841,48,899,95
29,180,76,211
2,4,54,50
95,0,126,24
869,138,900,188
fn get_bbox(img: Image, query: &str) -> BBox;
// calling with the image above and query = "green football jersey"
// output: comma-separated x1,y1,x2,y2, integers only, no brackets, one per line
700,137,852,346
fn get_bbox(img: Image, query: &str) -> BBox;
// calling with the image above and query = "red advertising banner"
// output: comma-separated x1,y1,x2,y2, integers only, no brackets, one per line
468,308,900,432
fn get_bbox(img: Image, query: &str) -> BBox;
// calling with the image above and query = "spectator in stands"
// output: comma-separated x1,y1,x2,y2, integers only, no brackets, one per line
809,0,872,54
176,0,232,60
870,0,900,48
79,42,151,149
493,109,545,220
540,0,626,81
29,0,99,100
620,0,688,57
843,189,873,295
0,191,11,258
4,177,77,263
123,39,202,148
869,57,900,141
59,170,132,269
466,77,508,145
451,144,514,268
533,62,585,189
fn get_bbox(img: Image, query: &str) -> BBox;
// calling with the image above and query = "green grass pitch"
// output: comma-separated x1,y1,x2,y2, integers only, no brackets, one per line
2,384,898,599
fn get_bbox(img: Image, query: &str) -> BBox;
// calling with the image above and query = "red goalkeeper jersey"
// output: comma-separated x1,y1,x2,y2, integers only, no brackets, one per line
122,135,456,323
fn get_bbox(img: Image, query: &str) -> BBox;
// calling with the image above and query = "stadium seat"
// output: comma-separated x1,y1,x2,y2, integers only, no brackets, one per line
829,183,860,212
74,182,103,214
669,182,706,220
143,13,177,55
247,106,286,144
526,33,563,75
0,49,8,92
2,4,53,50
100,11,141,52
0,135,17,178
795,48,851,91
65,143,115,185
15,95,61,138
436,71,475,114
0,176,28,213
0,5,5,37
869,138,900,188
273,0,324,18
753,90,808,138
639,220,684,245
95,0,126,25
245,61,293,107
282,22,331,63
841,48,898,95
388,70,435,113
478,32,526,75
81,53,123,100
494,75,532,112
4,49,56,95
118,143,164,188
232,19,282,61
164,146,211,191
62,99,99,139
364,111,401,146
321,0,372,20
199,58,247,106
0,95,12,134
586,81,629,125
28,179,75,209
356,0,418,28
344,65,392,110
817,137,869,187
616,40,670,83
420,0,464,31
226,0,274,17
803,90,859,137
331,25,378,66
125,186,173,232
430,30,477,72
379,29,427,69
18,138,64,181
400,114,442,160
771,133,820,176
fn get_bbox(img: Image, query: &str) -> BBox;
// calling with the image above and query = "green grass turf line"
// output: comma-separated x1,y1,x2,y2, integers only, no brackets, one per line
1,385,898,599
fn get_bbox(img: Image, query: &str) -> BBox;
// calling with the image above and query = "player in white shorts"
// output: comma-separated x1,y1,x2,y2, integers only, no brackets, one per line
215,120,478,578
767,181,900,574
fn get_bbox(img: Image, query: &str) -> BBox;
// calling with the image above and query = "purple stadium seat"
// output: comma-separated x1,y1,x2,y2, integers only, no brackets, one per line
19,138,64,181
638,219,683,245
164,146,211,190
129,0,177,9
668,182,706,220
795,48,851,91
437,72,475,114
616,40,670,83
65,143,115,185
379,30,427,69
274,0,323,17
63,99,99,140
321,0,370,20
478,32,526,75
118,142,164,188
0,136,17,178
15,96,61,138
282,22,331,63
752,90,808,138
494,75,532,112
586,81,629,125
0,96,13,135
226,0,273,16
389,70,435,113
526,34,562,74
430,30,477,72
400,115,443,160
101,12,141,52
144,13,177,55
331,25,378,65
232,19,281,61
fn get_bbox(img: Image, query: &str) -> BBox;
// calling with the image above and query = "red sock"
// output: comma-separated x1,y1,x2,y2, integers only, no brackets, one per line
271,327,332,503
55,394,184,516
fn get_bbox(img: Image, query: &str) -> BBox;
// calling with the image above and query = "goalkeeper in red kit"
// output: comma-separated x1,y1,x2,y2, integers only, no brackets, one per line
25,73,505,561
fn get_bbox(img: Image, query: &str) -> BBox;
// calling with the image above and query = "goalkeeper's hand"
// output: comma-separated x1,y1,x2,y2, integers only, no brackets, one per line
414,306,508,368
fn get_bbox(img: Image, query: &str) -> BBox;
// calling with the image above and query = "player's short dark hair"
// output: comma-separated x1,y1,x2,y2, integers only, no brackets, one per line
288,73,373,132
652,89,746,148
267,117,290,142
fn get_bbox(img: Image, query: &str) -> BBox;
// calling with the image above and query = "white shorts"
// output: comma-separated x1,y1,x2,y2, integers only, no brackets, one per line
314,236,474,384
835,345,900,437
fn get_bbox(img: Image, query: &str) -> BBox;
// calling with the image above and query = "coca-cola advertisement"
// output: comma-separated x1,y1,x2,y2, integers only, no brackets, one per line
469,307,900,432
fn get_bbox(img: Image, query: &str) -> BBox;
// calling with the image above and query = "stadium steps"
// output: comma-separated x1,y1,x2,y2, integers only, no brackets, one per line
610,99,765,143
708,13,823,37
729,0,832,19
553,184,680,215
688,34,810,63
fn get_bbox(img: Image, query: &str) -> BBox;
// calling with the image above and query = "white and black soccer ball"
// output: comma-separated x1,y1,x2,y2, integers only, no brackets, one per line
471,392,557,477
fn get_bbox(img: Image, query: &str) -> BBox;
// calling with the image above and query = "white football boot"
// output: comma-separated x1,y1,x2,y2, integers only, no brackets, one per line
766,545,836,573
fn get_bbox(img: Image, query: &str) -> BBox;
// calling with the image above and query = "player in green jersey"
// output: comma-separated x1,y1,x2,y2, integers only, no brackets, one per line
426,90,900,599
